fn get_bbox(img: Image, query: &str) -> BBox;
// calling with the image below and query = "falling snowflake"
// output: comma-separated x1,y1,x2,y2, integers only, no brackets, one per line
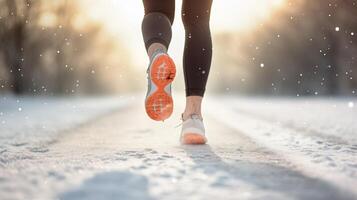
348,102,354,108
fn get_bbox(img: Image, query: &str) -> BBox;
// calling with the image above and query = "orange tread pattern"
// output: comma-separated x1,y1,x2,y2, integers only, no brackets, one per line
145,54,176,121
182,133,207,145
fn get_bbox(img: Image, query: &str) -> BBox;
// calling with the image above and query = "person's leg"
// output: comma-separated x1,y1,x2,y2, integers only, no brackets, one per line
142,0,177,121
181,0,213,120
142,0,175,58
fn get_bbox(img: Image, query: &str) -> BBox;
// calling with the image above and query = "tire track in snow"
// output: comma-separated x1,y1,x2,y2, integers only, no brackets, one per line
207,99,357,197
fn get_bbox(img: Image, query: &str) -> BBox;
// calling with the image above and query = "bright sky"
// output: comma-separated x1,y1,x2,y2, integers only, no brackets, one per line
80,0,286,67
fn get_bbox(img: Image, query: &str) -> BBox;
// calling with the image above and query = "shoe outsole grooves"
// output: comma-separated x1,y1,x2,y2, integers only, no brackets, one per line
145,54,176,121
181,133,207,145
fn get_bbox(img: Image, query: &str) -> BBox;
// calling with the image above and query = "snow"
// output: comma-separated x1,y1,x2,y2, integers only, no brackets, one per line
0,95,129,153
348,101,354,108
208,96,357,194
59,171,152,200
213,96,357,144
0,94,356,200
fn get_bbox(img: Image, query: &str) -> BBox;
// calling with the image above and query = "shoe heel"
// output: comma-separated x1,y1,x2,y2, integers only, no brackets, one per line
150,55,176,87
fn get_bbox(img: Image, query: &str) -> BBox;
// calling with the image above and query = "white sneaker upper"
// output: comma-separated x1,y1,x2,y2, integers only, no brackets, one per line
180,114,207,144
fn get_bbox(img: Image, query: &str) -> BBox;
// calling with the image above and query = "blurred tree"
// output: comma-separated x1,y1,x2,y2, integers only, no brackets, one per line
0,0,135,95
213,0,357,96
0,0,33,93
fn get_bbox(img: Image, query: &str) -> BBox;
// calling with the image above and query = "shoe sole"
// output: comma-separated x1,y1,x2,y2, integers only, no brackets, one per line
145,54,176,121
181,133,207,145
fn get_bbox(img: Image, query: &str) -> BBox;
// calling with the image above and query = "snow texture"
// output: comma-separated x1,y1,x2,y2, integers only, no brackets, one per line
0,94,356,200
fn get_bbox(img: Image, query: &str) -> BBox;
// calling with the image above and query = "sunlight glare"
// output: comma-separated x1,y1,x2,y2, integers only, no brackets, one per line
80,0,286,67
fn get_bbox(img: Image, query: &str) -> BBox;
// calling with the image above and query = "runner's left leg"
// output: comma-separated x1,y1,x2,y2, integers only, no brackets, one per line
142,0,177,121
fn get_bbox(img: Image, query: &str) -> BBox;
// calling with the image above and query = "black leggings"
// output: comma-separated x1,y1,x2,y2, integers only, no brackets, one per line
142,0,213,97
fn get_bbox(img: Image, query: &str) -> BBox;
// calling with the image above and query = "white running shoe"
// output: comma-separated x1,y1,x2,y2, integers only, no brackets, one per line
180,114,207,145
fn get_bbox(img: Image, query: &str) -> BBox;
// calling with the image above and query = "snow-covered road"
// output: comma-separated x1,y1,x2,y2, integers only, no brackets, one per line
0,94,356,200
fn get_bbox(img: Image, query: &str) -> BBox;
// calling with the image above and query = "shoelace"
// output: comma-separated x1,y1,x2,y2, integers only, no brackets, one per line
174,122,182,128
174,113,184,128
174,114,202,128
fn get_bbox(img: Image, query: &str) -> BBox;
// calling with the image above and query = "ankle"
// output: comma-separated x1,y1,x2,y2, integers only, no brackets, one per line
148,43,167,60
182,111,202,121
183,96,203,121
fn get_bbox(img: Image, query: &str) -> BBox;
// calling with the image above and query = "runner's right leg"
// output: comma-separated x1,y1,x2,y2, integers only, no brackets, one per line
180,0,213,144
142,0,177,121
